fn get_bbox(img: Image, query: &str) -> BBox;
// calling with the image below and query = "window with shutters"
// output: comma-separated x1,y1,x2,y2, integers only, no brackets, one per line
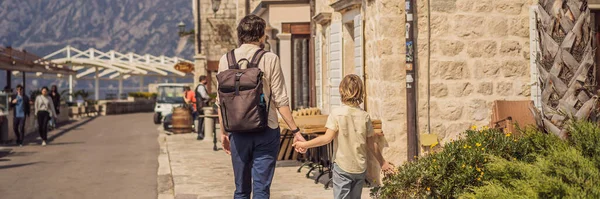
315,31,323,109
342,22,355,77
329,22,343,109
353,14,363,79
284,23,312,110
292,35,310,109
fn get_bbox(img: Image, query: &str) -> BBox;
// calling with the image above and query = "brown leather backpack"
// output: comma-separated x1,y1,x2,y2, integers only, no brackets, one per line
216,49,270,133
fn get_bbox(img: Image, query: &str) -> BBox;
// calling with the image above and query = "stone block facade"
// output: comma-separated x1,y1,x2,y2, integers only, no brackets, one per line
416,0,534,146
314,0,536,165
193,0,239,88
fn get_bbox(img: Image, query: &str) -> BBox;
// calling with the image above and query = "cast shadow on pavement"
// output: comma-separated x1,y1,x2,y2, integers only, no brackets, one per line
47,141,85,146
0,148,37,158
47,116,99,142
0,148,11,159
0,162,42,170
19,116,99,144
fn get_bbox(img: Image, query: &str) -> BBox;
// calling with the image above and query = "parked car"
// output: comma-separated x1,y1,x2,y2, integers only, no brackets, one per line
153,83,187,124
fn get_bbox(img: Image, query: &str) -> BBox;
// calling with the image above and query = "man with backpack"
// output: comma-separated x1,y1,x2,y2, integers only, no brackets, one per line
194,75,210,140
216,15,307,198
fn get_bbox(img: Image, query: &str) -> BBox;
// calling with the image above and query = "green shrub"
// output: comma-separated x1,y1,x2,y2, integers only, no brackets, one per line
461,148,600,199
568,121,600,169
374,122,600,199
373,127,522,198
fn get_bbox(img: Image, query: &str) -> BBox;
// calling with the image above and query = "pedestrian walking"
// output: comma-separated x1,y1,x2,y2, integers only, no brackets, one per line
293,74,395,199
49,85,61,129
194,75,210,140
216,15,307,199
34,86,57,146
10,85,30,146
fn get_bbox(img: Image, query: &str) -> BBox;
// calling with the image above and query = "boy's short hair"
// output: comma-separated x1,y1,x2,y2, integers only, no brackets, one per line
237,15,266,45
339,74,364,107
199,75,207,82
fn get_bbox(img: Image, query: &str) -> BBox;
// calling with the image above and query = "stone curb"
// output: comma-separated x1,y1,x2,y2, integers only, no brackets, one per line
157,127,174,199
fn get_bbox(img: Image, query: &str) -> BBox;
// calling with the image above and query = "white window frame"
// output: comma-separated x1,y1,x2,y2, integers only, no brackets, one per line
529,6,542,110
315,29,323,109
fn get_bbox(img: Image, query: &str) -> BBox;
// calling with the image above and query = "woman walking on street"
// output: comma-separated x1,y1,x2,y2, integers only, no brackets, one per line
35,86,57,146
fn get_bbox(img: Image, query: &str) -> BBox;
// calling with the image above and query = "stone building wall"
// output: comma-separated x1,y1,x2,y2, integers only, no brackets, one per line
194,0,239,87
199,0,239,61
362,0,408,164
416,0,535,145
316,0,536,165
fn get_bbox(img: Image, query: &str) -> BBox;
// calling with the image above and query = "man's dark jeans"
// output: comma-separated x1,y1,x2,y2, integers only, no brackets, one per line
229,127,280,199
13,117,26,144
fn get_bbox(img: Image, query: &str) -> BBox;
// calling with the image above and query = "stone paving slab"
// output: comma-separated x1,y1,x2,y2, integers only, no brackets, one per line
160,132,372,199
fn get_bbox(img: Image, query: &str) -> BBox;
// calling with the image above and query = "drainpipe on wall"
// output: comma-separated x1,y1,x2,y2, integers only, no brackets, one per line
405,0,419,161
197,0,202,54
245,0,250,16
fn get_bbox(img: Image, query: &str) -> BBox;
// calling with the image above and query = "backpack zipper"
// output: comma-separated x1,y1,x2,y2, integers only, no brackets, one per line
221,102,230,130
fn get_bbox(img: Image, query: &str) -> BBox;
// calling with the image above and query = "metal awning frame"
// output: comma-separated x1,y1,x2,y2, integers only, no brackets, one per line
44,46,192,79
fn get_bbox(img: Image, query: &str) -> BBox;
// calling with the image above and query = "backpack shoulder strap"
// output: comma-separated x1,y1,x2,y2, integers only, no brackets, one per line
248,49,267,68
226,49,239,69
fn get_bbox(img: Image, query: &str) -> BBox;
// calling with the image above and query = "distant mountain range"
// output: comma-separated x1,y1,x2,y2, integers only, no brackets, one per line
0,0,195,98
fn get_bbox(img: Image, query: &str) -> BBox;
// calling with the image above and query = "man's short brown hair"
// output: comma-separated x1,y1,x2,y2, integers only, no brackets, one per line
199,75,207,82
339,74,364,107
237,15,266,45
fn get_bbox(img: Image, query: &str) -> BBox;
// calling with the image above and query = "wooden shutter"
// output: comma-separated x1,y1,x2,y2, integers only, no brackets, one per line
329,22,343,108
354,14,364,78
315,33,323,109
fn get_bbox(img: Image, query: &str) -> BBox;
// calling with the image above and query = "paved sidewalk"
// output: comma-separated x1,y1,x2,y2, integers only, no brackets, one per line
158,130,372,199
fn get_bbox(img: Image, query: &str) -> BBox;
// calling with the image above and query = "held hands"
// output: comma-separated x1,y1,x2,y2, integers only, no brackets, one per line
291,140,307,152
12,99,17,104
221,131,307,155
292,132,307,153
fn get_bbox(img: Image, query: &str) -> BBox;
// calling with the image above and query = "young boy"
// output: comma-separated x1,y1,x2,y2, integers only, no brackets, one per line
293,74,394,199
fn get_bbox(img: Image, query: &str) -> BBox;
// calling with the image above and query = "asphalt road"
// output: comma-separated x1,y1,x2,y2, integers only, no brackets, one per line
0,113,159,199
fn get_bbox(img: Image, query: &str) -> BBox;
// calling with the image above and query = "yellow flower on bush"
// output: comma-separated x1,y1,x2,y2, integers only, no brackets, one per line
482,126,489,130
506,132,512,137
462,164,466,168
463,144,468,149
477,177,481,181
430,141,439,149
481,148,485,151
476,143,481,147
427,187,431,191
481,172,484,176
